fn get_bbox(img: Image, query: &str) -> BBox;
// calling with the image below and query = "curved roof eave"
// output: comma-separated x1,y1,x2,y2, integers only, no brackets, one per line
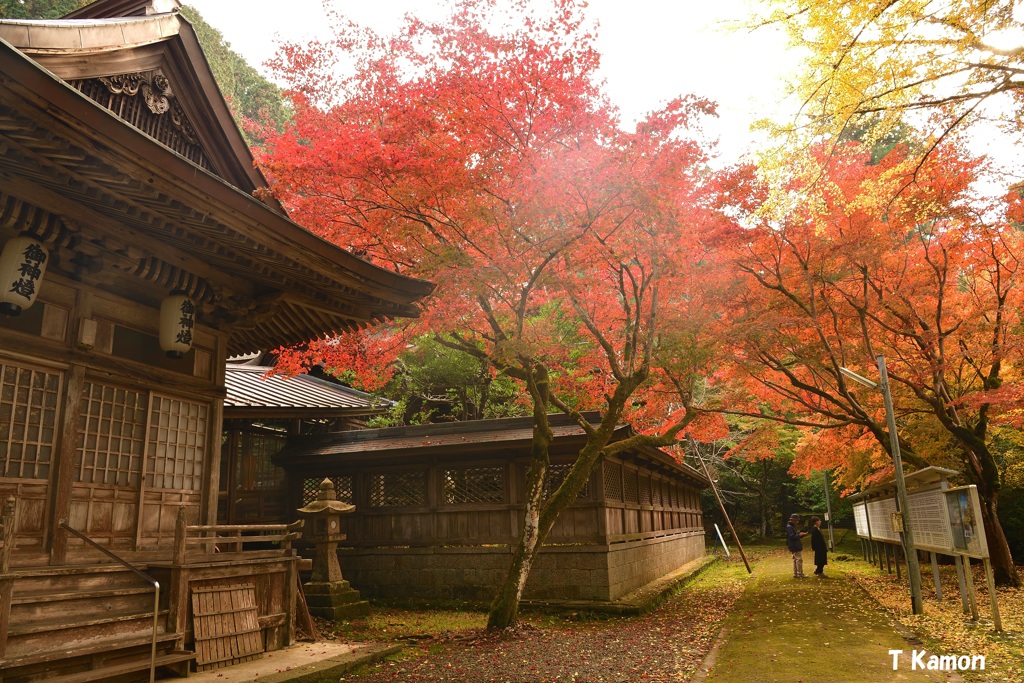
0,37,434,355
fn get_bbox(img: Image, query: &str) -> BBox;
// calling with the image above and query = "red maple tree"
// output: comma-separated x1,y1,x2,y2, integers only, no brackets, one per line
256,0,731,626
719,139,1022,585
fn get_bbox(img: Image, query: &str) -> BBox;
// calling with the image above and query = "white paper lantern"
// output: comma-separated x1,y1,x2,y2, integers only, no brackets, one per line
160,291,196,358
0,236,48,316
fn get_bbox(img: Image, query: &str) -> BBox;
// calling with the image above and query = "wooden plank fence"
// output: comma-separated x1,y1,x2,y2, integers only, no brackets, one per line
191,584,262,671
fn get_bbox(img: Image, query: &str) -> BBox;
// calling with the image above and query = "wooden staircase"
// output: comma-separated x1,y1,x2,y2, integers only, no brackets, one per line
0,564,193,682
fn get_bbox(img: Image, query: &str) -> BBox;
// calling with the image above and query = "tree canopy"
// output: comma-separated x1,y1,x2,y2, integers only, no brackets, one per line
761,0,1024,164
0,0,88,19
719,135,1023,585
256,0,733,627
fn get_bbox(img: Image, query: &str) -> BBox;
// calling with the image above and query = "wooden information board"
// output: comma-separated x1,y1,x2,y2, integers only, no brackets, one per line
853,485,989,558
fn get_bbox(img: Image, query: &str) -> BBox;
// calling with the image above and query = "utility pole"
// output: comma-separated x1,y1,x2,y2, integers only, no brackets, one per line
876,355,924,615
822,469,835,551
839,357,924,614
687,434,751,574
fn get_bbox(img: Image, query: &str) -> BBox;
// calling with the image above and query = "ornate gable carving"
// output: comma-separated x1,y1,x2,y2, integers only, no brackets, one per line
72,70,213,173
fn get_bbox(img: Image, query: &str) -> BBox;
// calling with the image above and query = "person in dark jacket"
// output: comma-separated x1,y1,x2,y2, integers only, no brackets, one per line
810,515,828,576
786,513,808,578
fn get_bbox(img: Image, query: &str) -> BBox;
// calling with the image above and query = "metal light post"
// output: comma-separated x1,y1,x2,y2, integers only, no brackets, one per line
840,356,924,615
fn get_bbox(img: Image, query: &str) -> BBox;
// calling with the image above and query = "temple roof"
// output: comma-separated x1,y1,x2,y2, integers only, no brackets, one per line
0,7,271,200
274,414,710,487
224,365,388,419
0,4,434,355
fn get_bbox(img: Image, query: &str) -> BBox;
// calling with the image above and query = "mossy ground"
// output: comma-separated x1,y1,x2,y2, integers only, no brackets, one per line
705,552,948,682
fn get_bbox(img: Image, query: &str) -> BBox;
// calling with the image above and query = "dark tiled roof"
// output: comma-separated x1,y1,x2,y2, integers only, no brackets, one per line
291,422,589,457
224,365,385,414
274,413,710,486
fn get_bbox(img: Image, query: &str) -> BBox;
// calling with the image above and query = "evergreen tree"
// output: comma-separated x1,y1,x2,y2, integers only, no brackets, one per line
180,5,290,144
0,0,88,19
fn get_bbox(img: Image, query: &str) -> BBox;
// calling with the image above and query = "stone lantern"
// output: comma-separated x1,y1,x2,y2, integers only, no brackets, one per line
297,478,369,620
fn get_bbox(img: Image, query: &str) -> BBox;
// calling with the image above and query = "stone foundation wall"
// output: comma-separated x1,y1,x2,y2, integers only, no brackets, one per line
337,531,705,603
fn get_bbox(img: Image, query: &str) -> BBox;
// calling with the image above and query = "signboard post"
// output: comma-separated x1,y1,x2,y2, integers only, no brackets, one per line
823,469,835,551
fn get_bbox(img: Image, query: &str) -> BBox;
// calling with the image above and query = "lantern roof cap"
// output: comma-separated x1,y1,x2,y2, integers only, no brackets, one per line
297,478,355,516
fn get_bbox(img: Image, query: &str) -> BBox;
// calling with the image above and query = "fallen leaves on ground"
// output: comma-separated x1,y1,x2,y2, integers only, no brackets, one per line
332,558,752,683
847,560,1024,682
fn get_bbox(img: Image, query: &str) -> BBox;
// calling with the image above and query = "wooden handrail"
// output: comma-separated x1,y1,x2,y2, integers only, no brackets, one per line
0,497,17,659
183,532,302,545
187,521,303,533
59,521,160,683
0,497,14,576
174,507,304,561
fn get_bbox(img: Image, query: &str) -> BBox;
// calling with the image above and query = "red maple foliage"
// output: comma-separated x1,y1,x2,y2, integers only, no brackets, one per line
719,138,1023,585
255,0,734,625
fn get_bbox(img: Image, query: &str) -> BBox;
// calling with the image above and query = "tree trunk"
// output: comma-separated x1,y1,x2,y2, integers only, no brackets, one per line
948,427,1021,587
485,369,686,629
975,485,1021,588
487,367,553,630
758,492,767,541
486,475,544,629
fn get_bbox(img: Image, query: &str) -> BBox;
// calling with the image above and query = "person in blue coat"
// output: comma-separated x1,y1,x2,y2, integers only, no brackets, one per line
786,513,808,578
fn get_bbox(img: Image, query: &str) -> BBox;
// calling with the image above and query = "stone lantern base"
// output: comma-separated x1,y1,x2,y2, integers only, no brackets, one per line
303,579,370,621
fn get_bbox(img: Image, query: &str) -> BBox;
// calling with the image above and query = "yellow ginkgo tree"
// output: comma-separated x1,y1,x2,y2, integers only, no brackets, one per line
762,0,1024,157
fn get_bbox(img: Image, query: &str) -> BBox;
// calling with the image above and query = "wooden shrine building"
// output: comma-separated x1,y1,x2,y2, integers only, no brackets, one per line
0,0,432,679
276,414,710,604
220,362,388,526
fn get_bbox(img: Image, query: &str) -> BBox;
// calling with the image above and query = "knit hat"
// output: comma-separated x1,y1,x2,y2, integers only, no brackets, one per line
789,513,800,521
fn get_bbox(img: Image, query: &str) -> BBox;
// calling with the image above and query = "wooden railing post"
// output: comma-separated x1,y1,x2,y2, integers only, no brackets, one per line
168,506,190,649
282,520,302,647
173,506,187,566
0,496,18,658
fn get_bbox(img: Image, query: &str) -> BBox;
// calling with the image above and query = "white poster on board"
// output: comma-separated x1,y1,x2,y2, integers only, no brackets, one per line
906,488,954,553
853,502,869,537
866,497,899,542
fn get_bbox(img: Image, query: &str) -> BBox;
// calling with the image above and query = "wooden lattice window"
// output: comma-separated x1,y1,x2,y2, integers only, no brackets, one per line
639,476,652,505
368,471,426,507
603,462,622,501
236,432,286,492
76,381,147,486
443,466,503,504
0,361,60,480
543,463,590,501
618,471,634,501
146,395,208,490
302,476,353,506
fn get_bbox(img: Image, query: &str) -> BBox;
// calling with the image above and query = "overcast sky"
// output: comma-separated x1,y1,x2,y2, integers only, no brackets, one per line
183,0,801,164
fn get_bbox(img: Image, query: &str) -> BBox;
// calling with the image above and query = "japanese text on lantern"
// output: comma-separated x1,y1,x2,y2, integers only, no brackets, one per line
176,298,195,345
10,243,46,301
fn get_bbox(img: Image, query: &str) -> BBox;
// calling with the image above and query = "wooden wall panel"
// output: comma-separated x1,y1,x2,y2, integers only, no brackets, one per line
66,484,138,548
0,480,47,551
312,458,705,549
138,489,200,549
